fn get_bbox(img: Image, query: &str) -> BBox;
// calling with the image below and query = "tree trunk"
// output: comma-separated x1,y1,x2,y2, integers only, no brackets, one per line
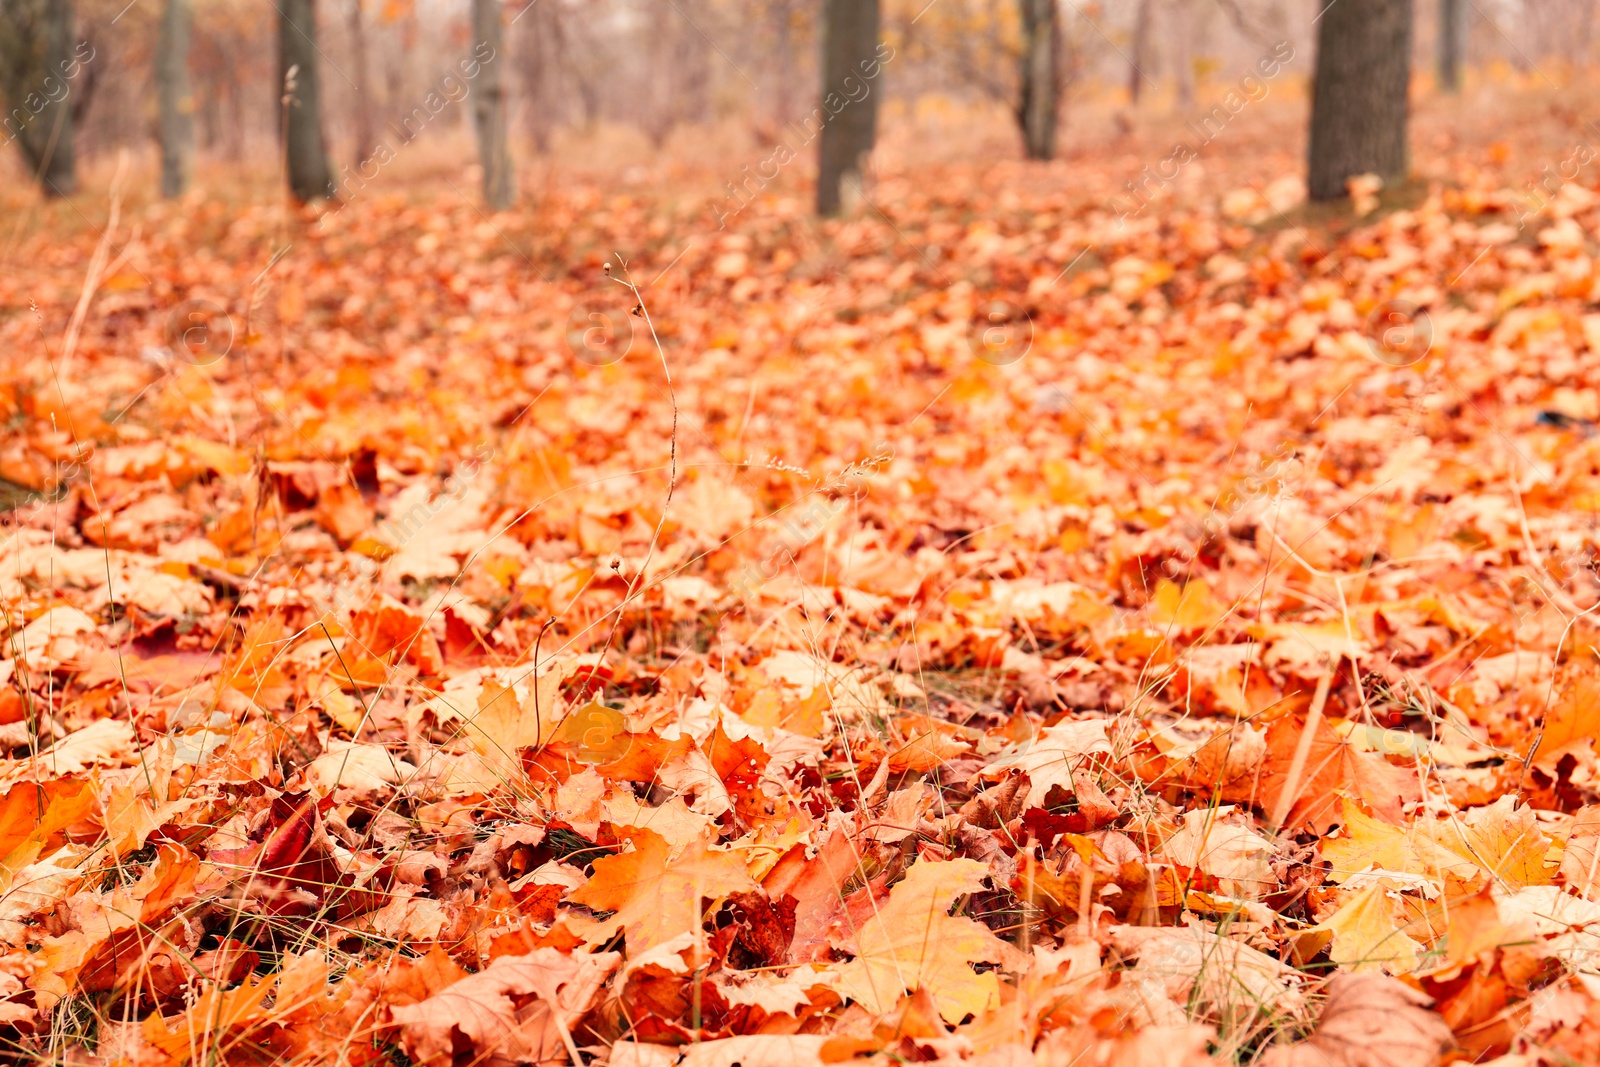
816,0,879,216
278,0,335,202
1307,0,1412,201
771,0,797,130
347,0,376,165
1169,1,1198,109
472,0,514,210
1175,15,1194,109
1128,0,1150,105
643,0,713,148
1017,0,1057,160
156,0,194,198
0,0,80,196
1437,0,1463,93
678,0,712,127
519,0,558,155
642,2,675,148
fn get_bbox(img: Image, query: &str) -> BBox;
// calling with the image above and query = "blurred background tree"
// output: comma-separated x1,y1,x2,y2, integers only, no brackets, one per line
279,0,334,201
0,0,83,195
1307,0,1413,200
346,0,377,166
1438,0,1464,93
471,0,513,210
816,0,880,215
155,0,194,197
1018,0,1059,159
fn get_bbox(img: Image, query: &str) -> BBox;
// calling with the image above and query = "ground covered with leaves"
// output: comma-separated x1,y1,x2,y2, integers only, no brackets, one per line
4,123,1600,1066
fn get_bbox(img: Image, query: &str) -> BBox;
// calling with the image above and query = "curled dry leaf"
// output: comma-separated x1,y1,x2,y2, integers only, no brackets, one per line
1111,921,1304,1033
1260,974,1453,1067
981,721,1114,809
392,948,621,1066
1159,805,1275,900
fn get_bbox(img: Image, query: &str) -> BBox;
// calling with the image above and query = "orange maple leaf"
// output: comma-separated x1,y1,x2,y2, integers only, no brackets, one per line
569,828,755,954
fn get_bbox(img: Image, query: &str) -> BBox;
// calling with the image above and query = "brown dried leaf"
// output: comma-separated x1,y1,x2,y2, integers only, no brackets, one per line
1260,974,1453,1067
391,948,620,1066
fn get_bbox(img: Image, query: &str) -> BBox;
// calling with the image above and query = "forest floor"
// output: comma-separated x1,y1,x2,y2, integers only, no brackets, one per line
3,88,1600,1066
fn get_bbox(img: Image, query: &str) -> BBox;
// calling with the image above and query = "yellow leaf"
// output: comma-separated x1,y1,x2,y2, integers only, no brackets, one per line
1313,885,1422,975
834,858,1016,1024
1148,578,1228,634
174,436,252,477
463,680,530,784
1320,800,1477,885
462,673,565,781
1425,795,1556,889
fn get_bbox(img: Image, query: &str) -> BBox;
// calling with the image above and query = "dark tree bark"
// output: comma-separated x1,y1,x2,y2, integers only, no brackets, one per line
1437,0,1463,93
347,0,376,165
816,0,880,216
1017,0,1057,160
1307,0,1412,201
1128,0,1150,105
278,0,336,202
0,0,81,196
156,0,194,198
472,0,514,210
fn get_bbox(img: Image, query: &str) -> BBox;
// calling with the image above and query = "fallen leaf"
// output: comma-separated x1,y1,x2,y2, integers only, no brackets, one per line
1313,883,1424,975
392,948,620,1066
834,857,1019,1023
1260,974,1452,1067
570,829,755,954
982,721,1114,808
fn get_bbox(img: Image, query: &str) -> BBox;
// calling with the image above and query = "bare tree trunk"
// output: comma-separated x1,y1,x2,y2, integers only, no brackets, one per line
679,0,712,126
227,62,245,162
771,0,797,129
1307,0,1412,200
1017,0,1057,160
347,0,376,165
519,0,558,155
1437,0,1463,93
1128,0,1150,105
1579,0,1597,69
0,0,81,196
156,0,193,197
642,1,675,148
643,0,713,148
279,0,335,202
384,20,406,128
472,0,514,210
1175,9,1195,110
816,0,879,216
